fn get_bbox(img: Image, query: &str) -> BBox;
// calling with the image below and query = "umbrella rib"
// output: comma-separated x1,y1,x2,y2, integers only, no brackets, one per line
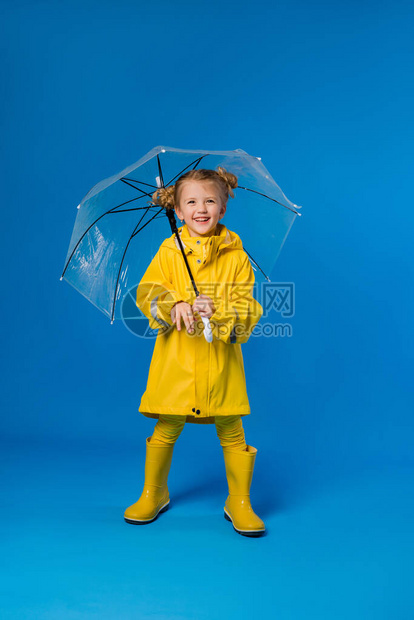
120,178,154,198
61,201,160,278
243,248,271,282
121,178,158,189
107,192,161,212
111,206,164,321
237,186,301,215
108,194,150,211
110,206,160,214
131,207,164,238
165,155,208,186
121,153,208,194
145,213,166,222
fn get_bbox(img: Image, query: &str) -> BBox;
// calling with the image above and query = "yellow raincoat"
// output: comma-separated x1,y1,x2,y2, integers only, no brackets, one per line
136,222,263,425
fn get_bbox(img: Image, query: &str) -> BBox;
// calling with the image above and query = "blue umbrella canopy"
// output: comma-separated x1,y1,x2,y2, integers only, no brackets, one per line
61,145,302,323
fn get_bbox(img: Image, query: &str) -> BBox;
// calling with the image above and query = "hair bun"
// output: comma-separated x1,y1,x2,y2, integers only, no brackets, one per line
151,185,175,210
216,166,238,199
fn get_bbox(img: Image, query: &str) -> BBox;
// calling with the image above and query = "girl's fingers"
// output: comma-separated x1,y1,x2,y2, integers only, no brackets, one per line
188,309,195,332
172,302,207,332
178,306,194,333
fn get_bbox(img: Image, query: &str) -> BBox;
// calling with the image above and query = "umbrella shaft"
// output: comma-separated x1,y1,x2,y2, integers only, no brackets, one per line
166,209,200,297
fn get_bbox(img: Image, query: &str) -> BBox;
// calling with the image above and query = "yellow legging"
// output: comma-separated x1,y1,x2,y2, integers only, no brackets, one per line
150,414,247,450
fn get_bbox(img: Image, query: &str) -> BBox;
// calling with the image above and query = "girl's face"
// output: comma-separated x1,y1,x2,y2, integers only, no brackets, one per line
174,180,226,237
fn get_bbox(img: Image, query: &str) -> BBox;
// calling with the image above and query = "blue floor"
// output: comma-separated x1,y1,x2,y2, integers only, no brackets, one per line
2,435,413,619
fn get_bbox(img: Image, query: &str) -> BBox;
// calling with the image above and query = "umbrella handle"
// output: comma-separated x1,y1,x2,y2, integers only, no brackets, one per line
201,316,213,343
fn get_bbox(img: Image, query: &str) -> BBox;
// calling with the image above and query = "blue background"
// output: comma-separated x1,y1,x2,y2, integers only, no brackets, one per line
1,0,413,618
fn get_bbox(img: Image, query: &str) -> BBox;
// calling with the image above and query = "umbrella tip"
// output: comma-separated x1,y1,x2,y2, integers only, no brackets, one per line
59,276,63,281
77,204,80,209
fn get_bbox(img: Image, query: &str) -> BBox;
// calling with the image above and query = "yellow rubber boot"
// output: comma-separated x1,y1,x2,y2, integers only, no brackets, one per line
124,436,174,524
222,445,266,537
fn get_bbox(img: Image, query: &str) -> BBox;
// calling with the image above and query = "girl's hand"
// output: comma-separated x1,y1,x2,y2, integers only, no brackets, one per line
171,301,195,333
192,294,216,320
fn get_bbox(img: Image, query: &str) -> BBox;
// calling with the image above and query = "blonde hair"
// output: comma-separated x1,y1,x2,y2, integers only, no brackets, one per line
150,166,238,210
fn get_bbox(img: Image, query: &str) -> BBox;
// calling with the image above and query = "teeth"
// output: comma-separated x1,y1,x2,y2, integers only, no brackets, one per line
195,218,209,222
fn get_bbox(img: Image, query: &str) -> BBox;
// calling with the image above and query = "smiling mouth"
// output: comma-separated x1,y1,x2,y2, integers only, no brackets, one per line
194,217,210,222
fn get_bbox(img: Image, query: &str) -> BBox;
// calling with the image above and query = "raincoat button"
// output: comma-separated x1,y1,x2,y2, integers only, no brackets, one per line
192,408,196,412
196,409,200,415
196,240,201,244
197,259,201,264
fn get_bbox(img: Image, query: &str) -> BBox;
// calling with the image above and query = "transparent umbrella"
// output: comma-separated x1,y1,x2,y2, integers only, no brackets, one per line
60,145,302,330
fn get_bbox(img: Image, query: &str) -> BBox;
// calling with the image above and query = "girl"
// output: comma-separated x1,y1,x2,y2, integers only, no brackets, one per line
124,166,265,537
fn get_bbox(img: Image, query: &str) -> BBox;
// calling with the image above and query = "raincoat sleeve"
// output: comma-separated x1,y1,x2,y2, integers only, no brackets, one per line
209,252,263,344
136,246,188,329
